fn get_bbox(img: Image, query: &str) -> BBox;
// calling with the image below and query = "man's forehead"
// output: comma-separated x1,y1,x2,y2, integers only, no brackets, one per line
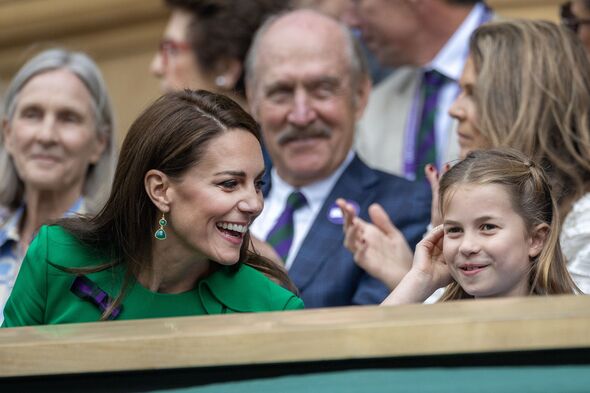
256,32,349,74
261,11,347,52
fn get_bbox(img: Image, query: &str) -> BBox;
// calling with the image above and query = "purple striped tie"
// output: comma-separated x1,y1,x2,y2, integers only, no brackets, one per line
415,69,448,180
266,191,307,261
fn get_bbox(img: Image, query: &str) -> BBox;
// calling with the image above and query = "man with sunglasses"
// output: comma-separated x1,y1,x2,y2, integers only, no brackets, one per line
561,1,590,53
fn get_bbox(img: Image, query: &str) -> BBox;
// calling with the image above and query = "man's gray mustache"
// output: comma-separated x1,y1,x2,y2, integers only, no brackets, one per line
276,127,332,145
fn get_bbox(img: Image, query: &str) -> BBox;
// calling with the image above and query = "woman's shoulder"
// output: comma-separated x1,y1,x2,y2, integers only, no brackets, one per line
36,225,108,269
199,263,304,313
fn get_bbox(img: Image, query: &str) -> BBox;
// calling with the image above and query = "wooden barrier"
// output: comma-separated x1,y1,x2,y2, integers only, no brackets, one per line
1,294,589,379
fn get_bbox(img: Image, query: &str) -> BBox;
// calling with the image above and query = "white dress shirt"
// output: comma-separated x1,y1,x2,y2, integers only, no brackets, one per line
250,151,355,270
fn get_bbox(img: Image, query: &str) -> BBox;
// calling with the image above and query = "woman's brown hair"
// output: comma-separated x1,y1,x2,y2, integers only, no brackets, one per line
57,89,296,319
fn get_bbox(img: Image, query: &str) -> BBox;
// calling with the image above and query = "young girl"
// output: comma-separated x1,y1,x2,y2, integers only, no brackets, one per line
382,148,578,305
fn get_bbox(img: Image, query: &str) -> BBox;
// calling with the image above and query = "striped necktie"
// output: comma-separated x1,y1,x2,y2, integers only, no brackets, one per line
415,69,448,180
266,191,307,261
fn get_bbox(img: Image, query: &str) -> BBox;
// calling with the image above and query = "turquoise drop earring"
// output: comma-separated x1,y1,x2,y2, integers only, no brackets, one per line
154,213,167,240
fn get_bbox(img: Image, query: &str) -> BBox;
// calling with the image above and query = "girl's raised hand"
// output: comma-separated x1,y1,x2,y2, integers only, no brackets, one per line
382,225,452,305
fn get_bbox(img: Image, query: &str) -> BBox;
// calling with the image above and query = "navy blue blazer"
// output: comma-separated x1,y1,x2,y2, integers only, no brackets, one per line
262,155,431,308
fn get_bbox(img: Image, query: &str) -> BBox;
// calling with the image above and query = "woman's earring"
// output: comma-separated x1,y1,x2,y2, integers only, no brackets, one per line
154,213,167,240
215,75,226,87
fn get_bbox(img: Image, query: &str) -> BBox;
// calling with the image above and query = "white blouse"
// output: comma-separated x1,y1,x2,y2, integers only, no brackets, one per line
561,192,590,294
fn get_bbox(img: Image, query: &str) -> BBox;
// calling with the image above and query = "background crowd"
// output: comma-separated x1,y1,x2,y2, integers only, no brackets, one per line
1,0,589,326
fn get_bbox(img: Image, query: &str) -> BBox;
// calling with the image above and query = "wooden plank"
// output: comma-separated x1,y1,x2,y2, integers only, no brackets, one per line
1,295,589,377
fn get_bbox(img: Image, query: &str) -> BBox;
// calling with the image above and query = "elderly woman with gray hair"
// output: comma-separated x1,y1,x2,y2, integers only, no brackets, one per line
0,49,116,322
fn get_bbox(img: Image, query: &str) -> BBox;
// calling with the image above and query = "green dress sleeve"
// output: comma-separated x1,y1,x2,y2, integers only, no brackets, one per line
283,295,305,311
2,226,49,327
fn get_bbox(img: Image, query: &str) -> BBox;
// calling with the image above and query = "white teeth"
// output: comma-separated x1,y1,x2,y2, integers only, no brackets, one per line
462,265,486,271
216,222,247,233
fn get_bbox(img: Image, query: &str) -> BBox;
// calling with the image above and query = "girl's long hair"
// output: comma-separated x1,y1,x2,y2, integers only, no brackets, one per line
438,148,579,301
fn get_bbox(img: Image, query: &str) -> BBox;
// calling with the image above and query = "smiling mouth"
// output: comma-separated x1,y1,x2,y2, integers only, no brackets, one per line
461,265,486,271
31,154,60,161
458,264,489,276
280,134,330,147
216,222,248,239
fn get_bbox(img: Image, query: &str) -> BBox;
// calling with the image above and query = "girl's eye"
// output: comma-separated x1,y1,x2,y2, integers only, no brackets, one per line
445,226,462,234
481,223,497,231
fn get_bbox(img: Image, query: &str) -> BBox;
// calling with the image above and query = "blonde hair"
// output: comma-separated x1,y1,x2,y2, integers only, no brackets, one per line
438,148,579,301
469,20,590,218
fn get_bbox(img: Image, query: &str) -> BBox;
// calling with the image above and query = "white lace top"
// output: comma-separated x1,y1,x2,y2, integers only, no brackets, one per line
561,192,590,294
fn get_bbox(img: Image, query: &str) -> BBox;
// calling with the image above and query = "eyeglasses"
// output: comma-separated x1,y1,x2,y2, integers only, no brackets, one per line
560,1,590,33
157,39,191,66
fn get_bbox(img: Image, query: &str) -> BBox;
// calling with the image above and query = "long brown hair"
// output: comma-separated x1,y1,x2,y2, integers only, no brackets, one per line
57,90,296,319
438,148,579,301
469,20,590,219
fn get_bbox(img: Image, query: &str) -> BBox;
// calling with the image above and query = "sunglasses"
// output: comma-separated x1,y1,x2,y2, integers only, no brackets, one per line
560,1,590,33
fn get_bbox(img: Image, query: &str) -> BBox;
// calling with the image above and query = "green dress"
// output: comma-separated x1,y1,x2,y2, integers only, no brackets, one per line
2,226,303,327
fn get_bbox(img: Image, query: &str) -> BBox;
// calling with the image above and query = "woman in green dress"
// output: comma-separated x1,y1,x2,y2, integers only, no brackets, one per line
2,89,303,326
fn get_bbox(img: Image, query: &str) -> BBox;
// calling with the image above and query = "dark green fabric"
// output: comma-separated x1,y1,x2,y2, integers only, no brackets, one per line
157,366,590,393
2,225,303,327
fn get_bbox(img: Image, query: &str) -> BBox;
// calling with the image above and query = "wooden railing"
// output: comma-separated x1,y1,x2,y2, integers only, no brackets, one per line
1,294,589,378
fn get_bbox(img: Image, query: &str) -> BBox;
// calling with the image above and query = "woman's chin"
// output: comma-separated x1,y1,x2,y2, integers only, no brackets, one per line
211,252,241,266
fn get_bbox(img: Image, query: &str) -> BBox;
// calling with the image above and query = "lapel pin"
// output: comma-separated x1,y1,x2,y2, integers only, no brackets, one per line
327,200,359,225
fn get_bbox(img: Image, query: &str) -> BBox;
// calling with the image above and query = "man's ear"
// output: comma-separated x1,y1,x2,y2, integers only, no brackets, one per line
353,75,372,122
144,169,172,213
529,223,550,259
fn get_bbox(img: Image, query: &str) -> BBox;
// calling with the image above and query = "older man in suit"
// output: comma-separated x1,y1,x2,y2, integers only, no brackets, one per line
245,9,431,308
346,0,492,180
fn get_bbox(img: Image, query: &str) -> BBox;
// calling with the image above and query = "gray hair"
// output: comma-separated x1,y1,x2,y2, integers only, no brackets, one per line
0,48,116,212
245,10,369,99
